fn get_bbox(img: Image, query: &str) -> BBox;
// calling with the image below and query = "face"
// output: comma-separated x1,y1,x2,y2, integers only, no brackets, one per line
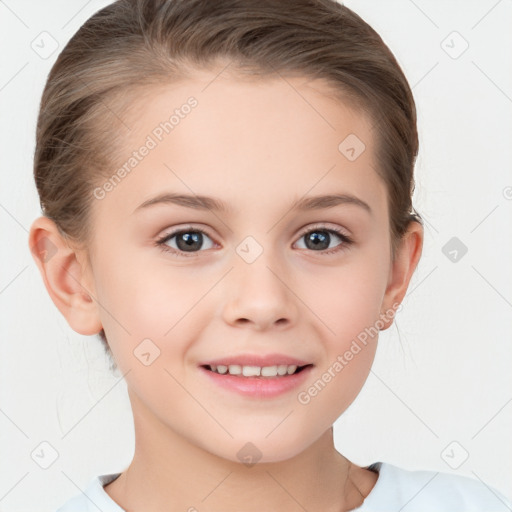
79,69,400,463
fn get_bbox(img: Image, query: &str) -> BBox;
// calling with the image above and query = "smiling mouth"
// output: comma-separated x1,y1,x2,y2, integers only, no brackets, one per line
201,364,312,378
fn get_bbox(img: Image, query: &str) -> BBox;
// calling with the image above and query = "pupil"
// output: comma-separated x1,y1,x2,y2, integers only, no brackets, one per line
306,231,329,250
177,232,202,252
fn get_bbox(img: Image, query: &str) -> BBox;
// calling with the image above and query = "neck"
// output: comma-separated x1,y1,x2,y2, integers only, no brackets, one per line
104,393,369,512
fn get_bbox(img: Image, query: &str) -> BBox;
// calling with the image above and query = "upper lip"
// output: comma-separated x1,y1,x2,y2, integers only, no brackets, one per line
200,353,312,367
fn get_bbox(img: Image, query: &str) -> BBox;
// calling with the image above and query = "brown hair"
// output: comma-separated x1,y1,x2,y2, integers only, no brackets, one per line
33,0,423,368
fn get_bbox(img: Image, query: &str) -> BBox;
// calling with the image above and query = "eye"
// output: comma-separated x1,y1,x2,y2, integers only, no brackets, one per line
155,226,216,257
294,224,354,255
155,224,354,258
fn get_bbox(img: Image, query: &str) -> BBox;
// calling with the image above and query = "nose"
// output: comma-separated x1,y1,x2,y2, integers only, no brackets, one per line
221,253,299,331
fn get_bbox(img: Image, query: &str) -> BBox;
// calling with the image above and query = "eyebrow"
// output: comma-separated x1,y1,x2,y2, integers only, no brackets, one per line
133,192,372,215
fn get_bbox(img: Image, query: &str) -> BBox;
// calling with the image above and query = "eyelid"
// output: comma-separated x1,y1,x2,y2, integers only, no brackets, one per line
296,222,351,238
157,224,217,246
157,222,351,243
155,222,354,257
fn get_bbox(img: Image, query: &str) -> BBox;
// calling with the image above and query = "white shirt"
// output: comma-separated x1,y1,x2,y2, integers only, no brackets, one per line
55,461,512,511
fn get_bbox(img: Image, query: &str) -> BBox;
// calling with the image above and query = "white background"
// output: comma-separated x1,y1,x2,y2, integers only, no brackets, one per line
0,0,511,509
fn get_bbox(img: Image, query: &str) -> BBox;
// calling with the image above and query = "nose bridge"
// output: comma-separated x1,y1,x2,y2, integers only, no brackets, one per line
221,236,298,329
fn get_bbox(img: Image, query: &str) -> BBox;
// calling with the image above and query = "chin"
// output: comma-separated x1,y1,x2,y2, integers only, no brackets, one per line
204,431,314,466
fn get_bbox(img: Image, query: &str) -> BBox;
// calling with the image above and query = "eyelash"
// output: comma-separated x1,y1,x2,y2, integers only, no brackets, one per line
155,224,354,258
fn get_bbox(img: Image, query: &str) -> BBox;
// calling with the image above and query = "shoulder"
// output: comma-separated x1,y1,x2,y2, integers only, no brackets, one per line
55,473,124,512
359,462,512,512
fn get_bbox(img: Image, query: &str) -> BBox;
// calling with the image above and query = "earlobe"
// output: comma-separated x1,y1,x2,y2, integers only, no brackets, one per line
28,216,103,336
379,222,424,331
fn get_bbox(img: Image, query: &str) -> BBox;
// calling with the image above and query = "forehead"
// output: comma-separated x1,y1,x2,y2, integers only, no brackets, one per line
94,70,387,223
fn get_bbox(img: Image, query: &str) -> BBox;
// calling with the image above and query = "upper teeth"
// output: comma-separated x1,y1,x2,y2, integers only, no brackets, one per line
208,364,299,377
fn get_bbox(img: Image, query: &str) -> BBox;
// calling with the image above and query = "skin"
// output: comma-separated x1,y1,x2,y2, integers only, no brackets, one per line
29,66,423,511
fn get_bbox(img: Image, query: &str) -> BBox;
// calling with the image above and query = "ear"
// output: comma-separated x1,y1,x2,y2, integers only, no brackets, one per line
28,216,103,336
379,221,424,330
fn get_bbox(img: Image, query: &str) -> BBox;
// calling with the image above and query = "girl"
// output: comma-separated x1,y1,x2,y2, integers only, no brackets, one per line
27,0,511,510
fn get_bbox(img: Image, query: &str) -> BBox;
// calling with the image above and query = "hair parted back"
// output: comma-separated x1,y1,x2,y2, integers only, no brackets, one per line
34,0,423,368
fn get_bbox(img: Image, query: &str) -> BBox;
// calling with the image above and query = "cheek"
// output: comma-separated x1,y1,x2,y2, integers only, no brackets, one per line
294,270,382,428
296,248,388,394
305,255,388,344
93,252,204,365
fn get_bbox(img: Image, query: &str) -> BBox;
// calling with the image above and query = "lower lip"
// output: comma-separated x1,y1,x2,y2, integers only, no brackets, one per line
199,365,314,399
